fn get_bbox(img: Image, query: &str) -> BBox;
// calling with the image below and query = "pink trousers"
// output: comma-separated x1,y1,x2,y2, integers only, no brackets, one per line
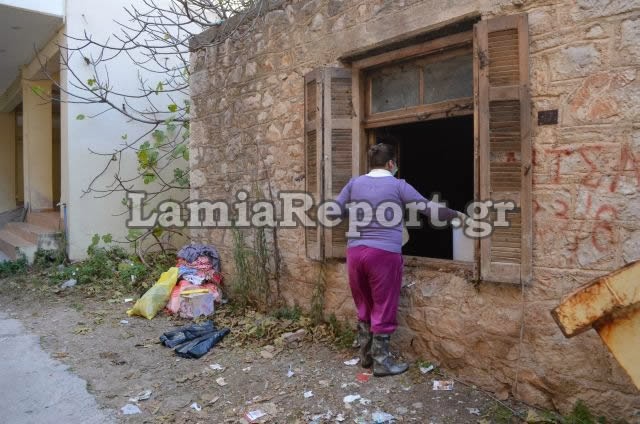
346,245,403,334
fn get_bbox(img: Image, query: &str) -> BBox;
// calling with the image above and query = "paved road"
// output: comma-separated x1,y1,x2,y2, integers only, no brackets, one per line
0,312,115,423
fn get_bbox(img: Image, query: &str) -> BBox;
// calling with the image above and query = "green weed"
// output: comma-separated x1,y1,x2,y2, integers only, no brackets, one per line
271,305,302,321
487,403,516,424
327,313,356,349
0,255,28,278
32,249,66,270
310,262,326,325
563,400,609,424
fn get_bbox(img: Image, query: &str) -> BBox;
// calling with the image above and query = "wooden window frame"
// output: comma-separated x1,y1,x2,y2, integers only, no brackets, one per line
350,30,479,273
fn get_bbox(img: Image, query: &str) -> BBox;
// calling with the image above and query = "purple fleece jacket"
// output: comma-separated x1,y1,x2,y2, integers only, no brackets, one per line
334,173,459,253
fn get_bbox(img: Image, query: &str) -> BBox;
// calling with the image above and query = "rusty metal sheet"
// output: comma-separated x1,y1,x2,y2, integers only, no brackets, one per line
594,305,640,389
551,260,640,338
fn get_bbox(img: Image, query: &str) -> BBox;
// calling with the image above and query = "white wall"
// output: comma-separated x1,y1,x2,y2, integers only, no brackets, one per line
0,0,65,17
61,0,188,259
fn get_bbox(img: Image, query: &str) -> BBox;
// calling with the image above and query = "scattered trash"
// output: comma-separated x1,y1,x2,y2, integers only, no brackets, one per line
245,409,267,422
304,391,314,398
419,364,435,374
335,413,346,422
310,411,336,423
129,389,152,403
120,320,129,325
242,366,252,372
432,380,454,391
209,363,224,371
343,394,361,403
208,396,220,405
359,398,371,406
372,411,396,423
287,365,294,378
467,408,481,416
60,279,77,289
341,382,359,389
356,372,371,383
121,404,142,415
124,298,134,303
216,377,227,386
190,402,202,412
344,358,360,366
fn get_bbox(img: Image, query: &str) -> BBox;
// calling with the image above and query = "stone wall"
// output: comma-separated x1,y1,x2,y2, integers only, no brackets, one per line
189,0,640,418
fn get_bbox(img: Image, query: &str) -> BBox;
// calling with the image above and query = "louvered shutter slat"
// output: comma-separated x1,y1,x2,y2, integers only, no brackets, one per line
324,68,353,259
476,14,532,284
304,71,324,260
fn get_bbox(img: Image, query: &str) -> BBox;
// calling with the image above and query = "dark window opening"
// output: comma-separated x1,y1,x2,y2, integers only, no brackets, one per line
376,115,474,259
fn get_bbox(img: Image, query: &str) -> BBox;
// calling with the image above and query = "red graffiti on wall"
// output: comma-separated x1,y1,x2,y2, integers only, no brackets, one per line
546,144,640,193
592,205,618,252
535,143,638,259
610,144,640,193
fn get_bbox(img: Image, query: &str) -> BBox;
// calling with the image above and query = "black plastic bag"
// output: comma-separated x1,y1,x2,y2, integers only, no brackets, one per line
174,328,230,359
160,321,216,348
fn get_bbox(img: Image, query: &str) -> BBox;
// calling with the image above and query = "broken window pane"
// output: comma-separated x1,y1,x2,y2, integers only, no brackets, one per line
370,65,420,114
423,53,473,104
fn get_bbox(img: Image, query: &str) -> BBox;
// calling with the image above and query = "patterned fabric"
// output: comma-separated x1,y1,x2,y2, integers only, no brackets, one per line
177,244,220,271
176,256,223,285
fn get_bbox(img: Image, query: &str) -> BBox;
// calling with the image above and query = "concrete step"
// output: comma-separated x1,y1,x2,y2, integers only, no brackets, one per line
26,212,62,232
5,222,57,245
0,229,37,263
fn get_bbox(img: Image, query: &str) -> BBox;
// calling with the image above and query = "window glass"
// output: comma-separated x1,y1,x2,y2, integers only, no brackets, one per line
423,53,473,104
370,65,420,113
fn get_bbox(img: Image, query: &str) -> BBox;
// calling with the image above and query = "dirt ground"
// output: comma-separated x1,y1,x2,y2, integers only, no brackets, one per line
0,277,536,424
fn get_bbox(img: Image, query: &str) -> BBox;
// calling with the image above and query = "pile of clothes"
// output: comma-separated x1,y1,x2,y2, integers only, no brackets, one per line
160,321,230,359
166,244,224,316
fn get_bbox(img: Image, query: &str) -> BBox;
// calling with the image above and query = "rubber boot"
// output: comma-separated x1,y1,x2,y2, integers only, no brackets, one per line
372,334,409,377
357,321,373,368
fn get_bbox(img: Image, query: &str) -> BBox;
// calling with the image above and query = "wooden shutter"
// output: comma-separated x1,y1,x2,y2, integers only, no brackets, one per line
323,67,353,259
475,14,532,284
304,70,324,260
303,67,354,260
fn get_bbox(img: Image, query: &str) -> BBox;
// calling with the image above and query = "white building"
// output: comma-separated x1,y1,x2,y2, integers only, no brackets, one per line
0,0,187,260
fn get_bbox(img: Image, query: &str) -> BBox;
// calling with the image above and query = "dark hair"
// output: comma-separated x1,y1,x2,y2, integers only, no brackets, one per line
368,143,396,168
